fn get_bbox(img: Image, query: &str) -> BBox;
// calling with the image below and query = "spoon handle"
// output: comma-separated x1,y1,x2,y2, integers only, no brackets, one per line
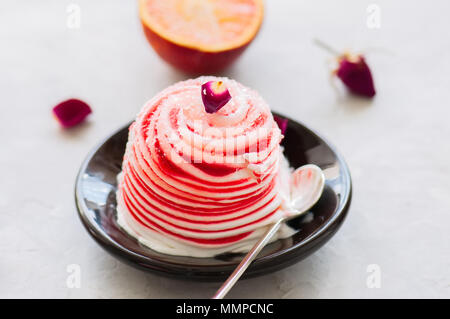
212,218,284,299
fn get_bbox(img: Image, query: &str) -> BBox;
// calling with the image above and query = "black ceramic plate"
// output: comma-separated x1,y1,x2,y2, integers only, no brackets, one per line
75,113,352,281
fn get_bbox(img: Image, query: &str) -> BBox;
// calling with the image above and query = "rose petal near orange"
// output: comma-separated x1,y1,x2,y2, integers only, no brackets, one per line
138,0,264,74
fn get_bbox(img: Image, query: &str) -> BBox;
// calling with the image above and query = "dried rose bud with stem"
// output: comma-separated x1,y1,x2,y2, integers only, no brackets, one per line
313,38,376,98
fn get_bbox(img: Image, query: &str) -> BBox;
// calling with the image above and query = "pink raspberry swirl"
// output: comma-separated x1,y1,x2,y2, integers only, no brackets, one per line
117,77,287,254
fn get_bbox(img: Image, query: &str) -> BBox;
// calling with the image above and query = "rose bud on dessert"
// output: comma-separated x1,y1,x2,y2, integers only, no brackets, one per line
52,99,92,128
201,80,232,114
138,0,264,74
116,77,297,257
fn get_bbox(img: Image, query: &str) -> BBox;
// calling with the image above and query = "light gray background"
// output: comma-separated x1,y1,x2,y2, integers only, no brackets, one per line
1,0,449,298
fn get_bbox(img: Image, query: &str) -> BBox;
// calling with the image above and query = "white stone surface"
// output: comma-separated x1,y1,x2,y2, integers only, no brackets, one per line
0,0,449,298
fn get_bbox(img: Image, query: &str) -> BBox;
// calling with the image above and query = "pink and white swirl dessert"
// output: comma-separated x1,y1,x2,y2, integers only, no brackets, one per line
117,77,294,257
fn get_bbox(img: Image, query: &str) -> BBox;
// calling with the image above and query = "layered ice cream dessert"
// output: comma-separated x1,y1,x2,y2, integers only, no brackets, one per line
116,77,294,257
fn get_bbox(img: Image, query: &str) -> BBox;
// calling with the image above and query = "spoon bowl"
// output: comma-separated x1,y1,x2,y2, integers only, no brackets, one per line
212,164,325,299
288,164,326,216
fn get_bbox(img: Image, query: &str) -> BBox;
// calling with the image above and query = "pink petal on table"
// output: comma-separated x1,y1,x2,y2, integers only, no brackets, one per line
52,99,92,128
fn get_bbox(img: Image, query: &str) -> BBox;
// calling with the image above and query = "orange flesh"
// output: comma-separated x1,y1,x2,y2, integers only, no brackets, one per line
139,0,264,52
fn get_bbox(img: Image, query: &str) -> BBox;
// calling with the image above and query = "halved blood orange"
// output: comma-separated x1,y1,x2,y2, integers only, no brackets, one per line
138,0,264,74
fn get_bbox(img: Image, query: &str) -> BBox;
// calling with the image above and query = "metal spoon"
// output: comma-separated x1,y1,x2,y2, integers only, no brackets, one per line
212,164,325,299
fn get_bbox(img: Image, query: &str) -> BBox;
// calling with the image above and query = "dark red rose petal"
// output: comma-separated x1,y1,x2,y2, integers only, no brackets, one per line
52,99,92,128
273,115,288,135
201,81,232,114
337,55,376,98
